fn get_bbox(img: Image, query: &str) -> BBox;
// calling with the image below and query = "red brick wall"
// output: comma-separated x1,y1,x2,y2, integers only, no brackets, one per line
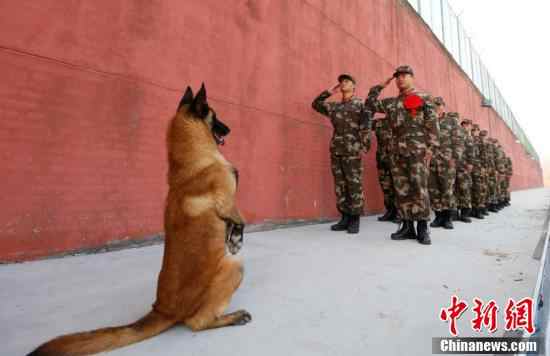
0,0,542,261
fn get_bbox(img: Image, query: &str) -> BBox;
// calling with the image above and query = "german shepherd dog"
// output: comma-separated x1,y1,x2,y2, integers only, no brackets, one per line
28,84,250,356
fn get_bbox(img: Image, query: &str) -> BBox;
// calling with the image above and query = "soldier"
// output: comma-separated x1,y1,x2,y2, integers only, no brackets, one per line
374,116,399,222
470,124,487,219
312,74,370,234
455,118,475,223
479,130,491,215
366,65,440,245
428,98,459,230
494,140,508,210
485,137,499,213
504,156,513,206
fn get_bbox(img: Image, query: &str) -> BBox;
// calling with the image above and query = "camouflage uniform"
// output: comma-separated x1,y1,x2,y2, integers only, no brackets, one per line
505,156,513,204
366,86,439,222
428,112,460,213
485,136,499,211
312,90,370,216
471,125,488,213
455,118,474,211
495,143,508,205
374,117,396,215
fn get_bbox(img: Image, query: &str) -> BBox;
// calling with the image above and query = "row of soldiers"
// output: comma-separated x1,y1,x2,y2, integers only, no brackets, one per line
375,96,513,229
312,64,513,245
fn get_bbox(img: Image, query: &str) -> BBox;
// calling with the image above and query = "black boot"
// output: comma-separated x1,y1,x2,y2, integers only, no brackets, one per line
459,208,472,223
471,208,484,219
489,204,499,213
347,215,360,234
450,209,459,221
482,207,489,216
442,210,454,230
417,220,432,245
430,211,444,228
331,213,350,231
391,220,416,240
378,204,395,222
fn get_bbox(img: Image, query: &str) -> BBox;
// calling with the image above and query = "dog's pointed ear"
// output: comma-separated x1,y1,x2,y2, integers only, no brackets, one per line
192,83,208,118
177,86,194,112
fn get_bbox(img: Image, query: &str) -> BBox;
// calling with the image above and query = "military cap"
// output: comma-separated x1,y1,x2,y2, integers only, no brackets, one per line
433,97,445,106
338,73,356,84
480,130,488,136
472,124,480,130
393,65,414,78
461,118,473,125
447,112,459,118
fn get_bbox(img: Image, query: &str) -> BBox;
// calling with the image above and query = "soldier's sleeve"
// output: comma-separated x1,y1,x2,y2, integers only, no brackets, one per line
464,137,475,165
359,102,373,152
311,90,334,117
496,150,507,174
422,97,440,152
365,85,387,114
472,139,480,166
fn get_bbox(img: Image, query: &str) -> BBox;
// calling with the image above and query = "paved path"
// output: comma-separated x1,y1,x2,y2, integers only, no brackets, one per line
2,188,549,356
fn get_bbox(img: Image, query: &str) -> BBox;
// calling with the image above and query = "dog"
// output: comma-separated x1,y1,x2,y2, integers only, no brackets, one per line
28,84,250,356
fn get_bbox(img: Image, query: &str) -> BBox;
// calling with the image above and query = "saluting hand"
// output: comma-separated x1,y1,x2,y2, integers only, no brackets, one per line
328,83,341,95
380,77,394,88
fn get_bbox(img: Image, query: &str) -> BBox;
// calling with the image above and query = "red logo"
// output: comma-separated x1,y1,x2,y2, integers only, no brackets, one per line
440,295,469,336
504,298,535,334
471,298,499,333
439,296,535,336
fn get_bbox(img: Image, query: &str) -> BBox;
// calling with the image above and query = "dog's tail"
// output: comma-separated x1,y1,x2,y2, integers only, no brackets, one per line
27,310,176,356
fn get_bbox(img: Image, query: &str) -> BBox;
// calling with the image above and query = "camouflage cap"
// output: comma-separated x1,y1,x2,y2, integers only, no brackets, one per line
472,124,480,130
447,112,460,119
480,130,488,136
461,118,473,125
338,73,356,84
433,97,445,106
393,65,414,78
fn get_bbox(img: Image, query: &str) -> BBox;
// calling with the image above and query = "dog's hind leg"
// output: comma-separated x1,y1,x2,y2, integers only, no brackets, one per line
183,257,251,331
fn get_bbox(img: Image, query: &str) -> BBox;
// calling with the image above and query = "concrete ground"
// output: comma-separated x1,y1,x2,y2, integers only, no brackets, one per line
2,188,549,356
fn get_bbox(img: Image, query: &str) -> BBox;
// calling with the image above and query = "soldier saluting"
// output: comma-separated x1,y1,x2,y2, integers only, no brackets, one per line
312,74,371,234
366,65,440,245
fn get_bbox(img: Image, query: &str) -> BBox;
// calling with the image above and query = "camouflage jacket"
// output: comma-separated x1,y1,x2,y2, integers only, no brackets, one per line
474,136,487,169
366,85,439,158
495,146,507,175
374,117,392,161
437,112,463,161
485,141,496,173
312,91,371,156
506,157,513,178
462,130,475,167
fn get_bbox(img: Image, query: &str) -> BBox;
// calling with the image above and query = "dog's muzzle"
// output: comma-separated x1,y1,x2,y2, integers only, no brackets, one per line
225,221,244,255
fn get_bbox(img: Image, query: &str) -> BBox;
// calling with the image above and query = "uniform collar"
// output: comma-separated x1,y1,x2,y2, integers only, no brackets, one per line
398,87,416,99
341,95,357,103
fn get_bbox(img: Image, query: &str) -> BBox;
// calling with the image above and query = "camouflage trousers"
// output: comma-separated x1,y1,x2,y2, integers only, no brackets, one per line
331,154,364,215
471,167,487,209
377,155,395,209
487,171,497,205
497,177,505,202
390,154,430,221
504,177,511,200
428,154,456,211
455,164,472,209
